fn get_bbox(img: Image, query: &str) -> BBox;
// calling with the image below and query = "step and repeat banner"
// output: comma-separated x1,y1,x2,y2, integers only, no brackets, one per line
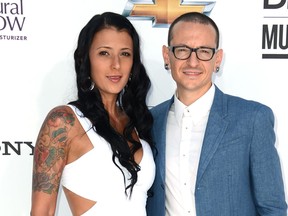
1,0,287,215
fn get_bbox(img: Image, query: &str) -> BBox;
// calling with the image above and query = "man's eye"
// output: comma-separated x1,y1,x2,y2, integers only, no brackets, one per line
177,48,189,52
199,49,209,54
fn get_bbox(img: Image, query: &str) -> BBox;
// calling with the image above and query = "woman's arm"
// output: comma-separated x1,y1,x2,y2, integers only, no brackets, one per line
30,106,75,216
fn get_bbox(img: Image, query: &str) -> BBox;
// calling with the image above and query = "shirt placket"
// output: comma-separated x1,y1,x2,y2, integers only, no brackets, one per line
180,108,193,215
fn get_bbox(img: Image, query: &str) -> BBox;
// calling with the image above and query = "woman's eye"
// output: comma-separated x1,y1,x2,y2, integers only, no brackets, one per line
99,51,109,56
121,52,131,57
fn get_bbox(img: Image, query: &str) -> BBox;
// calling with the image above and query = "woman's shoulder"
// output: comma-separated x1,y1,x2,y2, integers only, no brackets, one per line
44,105,76,126
40,105,83,142
48,104,74,113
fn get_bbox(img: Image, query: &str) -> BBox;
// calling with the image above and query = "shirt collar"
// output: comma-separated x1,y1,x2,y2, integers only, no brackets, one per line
174,84,215,125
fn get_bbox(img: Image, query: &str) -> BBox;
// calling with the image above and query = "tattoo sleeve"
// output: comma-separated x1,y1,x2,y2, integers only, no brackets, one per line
32,107,75,194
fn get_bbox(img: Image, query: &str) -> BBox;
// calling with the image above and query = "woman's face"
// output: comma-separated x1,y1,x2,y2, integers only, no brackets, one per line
89,27,133,100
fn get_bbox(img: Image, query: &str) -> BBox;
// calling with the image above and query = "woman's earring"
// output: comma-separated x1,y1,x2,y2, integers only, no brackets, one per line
125,73,133,90
81,77,95,92
216,67,220,73
89,81,95,91
164,63,169,70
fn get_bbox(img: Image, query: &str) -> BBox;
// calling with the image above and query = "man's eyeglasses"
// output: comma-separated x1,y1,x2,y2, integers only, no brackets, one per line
169,45,216,61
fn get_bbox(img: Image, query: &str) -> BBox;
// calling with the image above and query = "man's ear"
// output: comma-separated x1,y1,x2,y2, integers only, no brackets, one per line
162,45,170,65
214,48,223,70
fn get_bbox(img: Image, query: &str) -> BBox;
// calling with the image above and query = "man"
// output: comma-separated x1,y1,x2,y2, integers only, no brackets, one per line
146,12,287,216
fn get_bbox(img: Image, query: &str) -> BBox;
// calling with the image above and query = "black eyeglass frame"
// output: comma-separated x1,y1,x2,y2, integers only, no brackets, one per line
169,45,217,61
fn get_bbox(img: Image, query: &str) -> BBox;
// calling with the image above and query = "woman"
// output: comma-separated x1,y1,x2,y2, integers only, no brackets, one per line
30,12,155,216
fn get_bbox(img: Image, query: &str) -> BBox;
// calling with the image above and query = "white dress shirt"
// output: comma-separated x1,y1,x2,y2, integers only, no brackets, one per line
165,85,215,216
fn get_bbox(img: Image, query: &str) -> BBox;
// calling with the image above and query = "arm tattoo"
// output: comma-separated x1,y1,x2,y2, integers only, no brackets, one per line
32,108,75,194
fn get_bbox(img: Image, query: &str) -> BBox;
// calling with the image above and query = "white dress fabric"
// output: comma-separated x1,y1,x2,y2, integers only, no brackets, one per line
61,105,155,216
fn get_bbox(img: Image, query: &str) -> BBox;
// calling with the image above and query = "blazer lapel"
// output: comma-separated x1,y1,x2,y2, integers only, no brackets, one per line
196,87,229,184
152,97,174,182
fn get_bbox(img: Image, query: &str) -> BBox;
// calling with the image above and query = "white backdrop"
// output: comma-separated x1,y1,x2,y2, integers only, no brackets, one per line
0,0,287,215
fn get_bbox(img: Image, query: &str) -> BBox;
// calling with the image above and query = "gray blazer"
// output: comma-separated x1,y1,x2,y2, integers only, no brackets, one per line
146,86,287,216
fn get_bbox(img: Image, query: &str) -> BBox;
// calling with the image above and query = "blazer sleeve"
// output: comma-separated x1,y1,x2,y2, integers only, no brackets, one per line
250,105,287,215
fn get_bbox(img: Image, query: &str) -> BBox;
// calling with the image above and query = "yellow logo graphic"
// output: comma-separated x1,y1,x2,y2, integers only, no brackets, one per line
123,0,216,27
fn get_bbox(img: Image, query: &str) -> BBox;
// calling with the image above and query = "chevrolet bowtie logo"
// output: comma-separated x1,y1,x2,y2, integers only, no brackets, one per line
122,0,216,27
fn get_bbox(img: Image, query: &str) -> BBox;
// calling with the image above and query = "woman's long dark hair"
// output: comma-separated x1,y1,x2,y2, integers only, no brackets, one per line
69,12,153,196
